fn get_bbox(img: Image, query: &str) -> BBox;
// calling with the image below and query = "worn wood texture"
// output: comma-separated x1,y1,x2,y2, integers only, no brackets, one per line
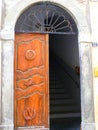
14,33,49,128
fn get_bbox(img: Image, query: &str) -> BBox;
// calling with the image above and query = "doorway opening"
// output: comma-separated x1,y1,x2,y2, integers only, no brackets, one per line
15,2,81,130
49,34,81,130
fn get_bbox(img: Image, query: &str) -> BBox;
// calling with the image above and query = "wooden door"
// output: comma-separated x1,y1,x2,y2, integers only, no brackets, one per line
14,33,49,129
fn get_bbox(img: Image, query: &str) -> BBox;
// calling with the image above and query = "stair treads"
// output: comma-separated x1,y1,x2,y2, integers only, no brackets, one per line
50,90,67,94
50,99,75,105
49,79,60,82
50,113,81,119
49,77,58,80
50,87,64,90
51,103,80,107
49,73,56,76
50,106,80,112
50,94,70,99
50,81,61,84
49,65,81,120
50,93,70,97
50,85,64,89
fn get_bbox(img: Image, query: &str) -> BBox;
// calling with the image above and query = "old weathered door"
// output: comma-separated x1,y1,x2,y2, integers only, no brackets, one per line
14,33,49,129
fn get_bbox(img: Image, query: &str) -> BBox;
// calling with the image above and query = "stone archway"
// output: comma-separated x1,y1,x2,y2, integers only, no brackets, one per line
0,1,94,130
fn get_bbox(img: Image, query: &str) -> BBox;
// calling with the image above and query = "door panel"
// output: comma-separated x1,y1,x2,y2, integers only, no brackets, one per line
14,33,49,129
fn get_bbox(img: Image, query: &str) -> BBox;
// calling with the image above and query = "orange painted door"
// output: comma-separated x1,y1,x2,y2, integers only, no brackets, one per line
14,33,49,129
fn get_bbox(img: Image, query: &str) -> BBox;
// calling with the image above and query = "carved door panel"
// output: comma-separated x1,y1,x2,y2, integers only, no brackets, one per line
14,33,49,129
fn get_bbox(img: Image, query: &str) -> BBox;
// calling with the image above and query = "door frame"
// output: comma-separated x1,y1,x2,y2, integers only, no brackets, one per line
0,1,95,130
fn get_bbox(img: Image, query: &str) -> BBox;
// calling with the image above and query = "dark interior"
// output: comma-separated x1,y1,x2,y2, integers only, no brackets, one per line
49,34,81,130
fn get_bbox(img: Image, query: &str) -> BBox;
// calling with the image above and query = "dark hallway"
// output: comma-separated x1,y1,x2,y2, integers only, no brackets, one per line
49,34,81,130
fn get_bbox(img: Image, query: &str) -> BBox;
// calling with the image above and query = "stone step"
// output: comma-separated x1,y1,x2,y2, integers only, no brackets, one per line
50,112,81,119
50,99,75,105
49,66,81,120
50,84,64,88
50,94,71,99
50,81,61,84
50,102,79,107
51,106,80,113
49,77,58,80
50,89,67,94
50,92,70,96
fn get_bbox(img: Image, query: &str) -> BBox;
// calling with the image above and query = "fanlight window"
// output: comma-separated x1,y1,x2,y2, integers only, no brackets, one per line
15,2,78,34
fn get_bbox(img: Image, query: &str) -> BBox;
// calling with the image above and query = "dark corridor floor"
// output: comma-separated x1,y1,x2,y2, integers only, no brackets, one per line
50,118,81,130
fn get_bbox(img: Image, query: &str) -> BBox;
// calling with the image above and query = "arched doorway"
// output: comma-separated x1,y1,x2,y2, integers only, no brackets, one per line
14,2,80,130
0,0,94,130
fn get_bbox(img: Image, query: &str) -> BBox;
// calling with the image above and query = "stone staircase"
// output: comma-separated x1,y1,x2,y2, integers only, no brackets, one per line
50,68,81,119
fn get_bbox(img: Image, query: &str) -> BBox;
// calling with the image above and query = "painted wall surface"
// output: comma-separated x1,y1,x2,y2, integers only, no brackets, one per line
92,46,98,128
90,2,98,130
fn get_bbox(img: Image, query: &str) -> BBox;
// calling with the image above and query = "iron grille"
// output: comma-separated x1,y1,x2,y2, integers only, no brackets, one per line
15,2,78,34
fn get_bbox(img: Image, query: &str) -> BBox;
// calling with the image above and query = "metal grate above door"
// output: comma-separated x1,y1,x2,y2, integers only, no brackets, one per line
15,2,78,34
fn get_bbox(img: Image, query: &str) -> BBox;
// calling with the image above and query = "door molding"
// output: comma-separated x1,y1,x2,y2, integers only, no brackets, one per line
14,33,49,128
15,127,49,130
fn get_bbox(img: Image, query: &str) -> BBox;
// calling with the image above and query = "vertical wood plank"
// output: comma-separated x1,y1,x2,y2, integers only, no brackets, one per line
14,33,49,129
